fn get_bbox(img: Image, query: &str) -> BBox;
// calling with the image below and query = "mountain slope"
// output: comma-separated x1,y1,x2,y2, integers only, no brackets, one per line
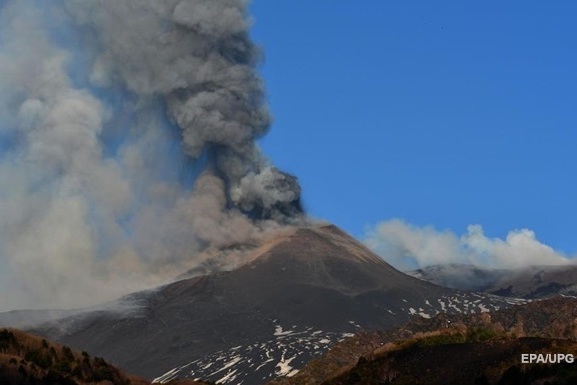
270,296,577,385
409,263,577,298
323,337,577,385
30,225,516,384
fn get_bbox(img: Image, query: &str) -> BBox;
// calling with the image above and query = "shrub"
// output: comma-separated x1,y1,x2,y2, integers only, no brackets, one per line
416,332,466,347
88,366,115,382
24,349,52,369
62,346,75,362
18,364,27,377
467,327,499,342
54,360,71,373
0,330,15,351
43,369,78,385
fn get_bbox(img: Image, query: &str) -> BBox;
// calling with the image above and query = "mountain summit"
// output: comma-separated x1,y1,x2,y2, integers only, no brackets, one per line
30,225,515,384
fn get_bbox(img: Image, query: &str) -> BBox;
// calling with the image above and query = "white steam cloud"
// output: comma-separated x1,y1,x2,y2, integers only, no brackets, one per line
365,219,571,271
0,0,303,311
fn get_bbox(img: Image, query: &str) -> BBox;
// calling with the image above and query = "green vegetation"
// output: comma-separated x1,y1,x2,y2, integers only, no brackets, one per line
466,327,501,342
414,327,504,348
415,332,466,347
0,329,16,352
24,349,52,369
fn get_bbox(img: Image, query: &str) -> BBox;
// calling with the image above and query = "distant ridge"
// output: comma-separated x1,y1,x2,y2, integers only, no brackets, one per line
409,263,577,298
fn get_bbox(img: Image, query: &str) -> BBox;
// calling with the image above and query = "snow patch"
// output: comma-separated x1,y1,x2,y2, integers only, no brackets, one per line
275,355,296,376
274,325,294,337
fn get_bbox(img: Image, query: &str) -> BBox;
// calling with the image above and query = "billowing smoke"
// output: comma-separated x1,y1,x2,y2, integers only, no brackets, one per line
0,0,303,311
365,219,572,271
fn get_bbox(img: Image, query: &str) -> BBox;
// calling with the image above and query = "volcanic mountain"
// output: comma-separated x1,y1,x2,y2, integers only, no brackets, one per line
23,225,517,385
409,263,577,298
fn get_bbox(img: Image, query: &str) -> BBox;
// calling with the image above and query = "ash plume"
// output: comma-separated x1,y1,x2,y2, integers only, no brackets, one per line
0,0,304,311
365,219,572,271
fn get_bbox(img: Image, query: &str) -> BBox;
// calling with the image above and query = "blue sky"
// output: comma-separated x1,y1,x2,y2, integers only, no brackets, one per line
0,0,574,310
250,1,577,257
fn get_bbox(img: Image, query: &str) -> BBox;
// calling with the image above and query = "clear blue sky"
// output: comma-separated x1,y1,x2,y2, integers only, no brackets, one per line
250,1,577,253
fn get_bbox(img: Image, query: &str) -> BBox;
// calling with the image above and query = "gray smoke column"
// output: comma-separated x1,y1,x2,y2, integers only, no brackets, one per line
0,0,304,311
64,0,302,218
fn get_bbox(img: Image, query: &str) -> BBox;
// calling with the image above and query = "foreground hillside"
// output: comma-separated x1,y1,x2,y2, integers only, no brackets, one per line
270,297,577,385
322,336,577,385
0,328,208,385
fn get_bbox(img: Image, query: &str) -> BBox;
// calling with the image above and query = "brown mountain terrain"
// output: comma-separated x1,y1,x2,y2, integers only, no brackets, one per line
322,337,577,385
270,297,577,385
0,328,208,385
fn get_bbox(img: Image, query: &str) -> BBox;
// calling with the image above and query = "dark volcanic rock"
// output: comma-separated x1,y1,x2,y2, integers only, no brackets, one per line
410,263,577,299
30,225,514,384
408,264,511,291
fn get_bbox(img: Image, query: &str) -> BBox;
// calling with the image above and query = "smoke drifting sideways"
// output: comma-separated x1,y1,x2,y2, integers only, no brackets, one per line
365,219,573,271
0,0,304,311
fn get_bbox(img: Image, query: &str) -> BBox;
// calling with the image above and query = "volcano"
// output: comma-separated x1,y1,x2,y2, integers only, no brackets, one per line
26,225,517,385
